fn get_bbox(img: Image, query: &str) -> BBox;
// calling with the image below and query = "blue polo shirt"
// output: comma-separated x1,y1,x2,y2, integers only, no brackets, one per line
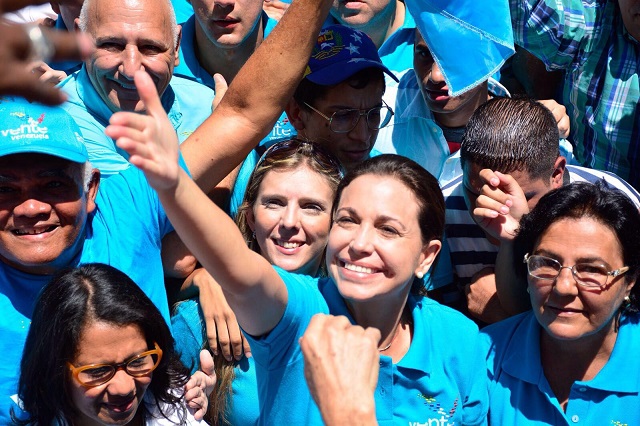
481,312,640,425
59,66,214,177
0,163,180,423
245,268,488,424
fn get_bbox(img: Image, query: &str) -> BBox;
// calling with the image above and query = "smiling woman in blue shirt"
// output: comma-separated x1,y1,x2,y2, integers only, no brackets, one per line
482,182,640,425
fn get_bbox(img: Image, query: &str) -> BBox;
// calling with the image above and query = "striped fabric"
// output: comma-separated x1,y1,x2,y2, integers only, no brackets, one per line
437,165,640,287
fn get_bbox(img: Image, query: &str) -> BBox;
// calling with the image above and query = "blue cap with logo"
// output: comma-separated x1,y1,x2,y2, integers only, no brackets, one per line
0,97,88,163
303,25,399,85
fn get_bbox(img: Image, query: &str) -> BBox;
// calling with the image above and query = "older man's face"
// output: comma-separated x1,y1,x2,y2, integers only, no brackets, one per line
84,0,179,113
0,154,98,275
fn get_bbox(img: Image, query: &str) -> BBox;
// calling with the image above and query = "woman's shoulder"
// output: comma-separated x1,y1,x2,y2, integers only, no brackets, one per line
479,311,537,374
414,296,480,335
480,311,533,340
274,266,321,288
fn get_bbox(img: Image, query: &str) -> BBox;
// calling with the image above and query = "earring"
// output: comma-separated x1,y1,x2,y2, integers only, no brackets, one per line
526,287,531,294
415,271,424,279
624,295,631,303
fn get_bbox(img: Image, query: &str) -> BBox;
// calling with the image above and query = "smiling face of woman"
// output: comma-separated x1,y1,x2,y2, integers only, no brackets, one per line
326,173,440,306
528,217,636,343
69,322,152,425
247,163,335,276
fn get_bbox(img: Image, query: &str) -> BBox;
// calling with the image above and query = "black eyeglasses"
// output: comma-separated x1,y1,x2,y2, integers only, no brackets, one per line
68,342,163,387
303,101,394,134
524,254,629,290
256,138,344,179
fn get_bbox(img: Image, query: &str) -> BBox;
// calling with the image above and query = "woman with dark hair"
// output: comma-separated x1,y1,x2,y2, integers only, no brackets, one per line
482,182,640,424
16,263,208,426
115,100,488,424
171,138,343,424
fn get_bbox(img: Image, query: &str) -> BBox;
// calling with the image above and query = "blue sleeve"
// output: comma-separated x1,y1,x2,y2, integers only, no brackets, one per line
244,268,327,370
171,299,205,375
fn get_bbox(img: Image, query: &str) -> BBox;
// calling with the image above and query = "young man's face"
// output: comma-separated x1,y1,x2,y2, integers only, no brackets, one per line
294,77,386,171
192,0,264,49
330,0,395,32
0,154,98,275
413,31,487,127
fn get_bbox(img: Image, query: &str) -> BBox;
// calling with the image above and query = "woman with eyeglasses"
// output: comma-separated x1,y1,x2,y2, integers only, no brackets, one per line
15,264,208,426
112,81,488,422
481,182,640,425
171,138,343,424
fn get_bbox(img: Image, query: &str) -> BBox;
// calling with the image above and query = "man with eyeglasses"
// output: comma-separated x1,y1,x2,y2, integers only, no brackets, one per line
431,97,640,325
228,24,398,217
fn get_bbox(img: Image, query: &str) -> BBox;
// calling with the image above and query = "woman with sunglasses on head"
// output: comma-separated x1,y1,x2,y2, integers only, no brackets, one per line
481,182,640,425
15,263,208,426
171,138,343,424
110,76,488,422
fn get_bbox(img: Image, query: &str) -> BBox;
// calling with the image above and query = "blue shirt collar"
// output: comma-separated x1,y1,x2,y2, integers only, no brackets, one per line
503,312,640,393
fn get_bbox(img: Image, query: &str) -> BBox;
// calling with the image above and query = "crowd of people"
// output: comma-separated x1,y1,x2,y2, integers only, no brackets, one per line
0,0,639,424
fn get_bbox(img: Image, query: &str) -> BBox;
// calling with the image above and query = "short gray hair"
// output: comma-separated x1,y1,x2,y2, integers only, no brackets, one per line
77,0,179,48
81,160,94,192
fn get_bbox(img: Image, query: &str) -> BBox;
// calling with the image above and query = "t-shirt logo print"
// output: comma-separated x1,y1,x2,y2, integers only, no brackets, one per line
412,394,459,426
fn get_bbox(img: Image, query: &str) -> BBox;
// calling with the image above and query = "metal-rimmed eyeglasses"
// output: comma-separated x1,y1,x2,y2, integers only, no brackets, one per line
303,101,394,133
68,342,163,387
523,254,629,290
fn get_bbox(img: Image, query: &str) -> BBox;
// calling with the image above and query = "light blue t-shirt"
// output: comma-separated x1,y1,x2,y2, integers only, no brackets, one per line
245,268,488,424
171,299,259,425
481,312,640,425
59,66,214,177
0,164,176,423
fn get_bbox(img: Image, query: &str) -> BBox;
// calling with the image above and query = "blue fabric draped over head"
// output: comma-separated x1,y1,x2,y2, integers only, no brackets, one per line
406,0,515,96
